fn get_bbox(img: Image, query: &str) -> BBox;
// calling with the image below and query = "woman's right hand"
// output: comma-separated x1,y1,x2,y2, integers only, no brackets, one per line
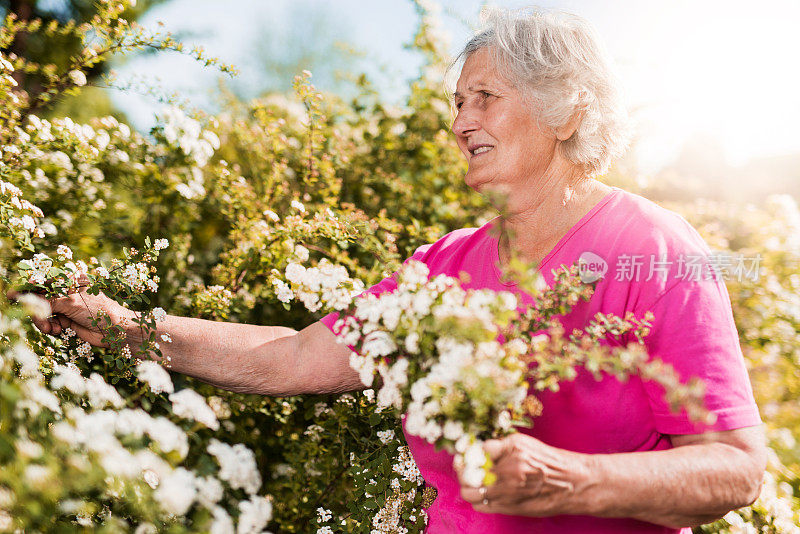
21,278,135,348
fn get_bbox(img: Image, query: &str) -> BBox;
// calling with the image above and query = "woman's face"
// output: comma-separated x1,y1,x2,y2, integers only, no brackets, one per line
452,48,559,196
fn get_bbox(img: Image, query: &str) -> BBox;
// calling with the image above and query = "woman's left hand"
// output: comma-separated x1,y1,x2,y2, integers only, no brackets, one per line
457,433,591,517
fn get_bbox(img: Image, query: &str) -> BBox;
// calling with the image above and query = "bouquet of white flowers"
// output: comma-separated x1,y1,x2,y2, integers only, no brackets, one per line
284,255,710,489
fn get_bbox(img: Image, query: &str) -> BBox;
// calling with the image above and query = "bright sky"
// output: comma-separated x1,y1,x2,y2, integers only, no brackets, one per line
111,0,800,172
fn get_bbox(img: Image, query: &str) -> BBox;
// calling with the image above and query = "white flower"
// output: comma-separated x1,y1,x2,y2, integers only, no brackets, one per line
16,439,44,459
294,244,309,262
24,464,52,488
497,411,512,431
155,468,197,516
376,382,402,410
210,506,235,534
56,244,73,259
203,130,220,150
98,443,139,478
134,524,157,534
147,417,189,459
196,476,224,509
85,373,125,409
284,263,306,284
76,341,92,358
30,253,53,271
272,279,294,303
460,442,487,488
68,70,87,87
153,238,169,251
409,380,431,403
116,409,154,439
12,343,40,378
290,199,306,213
16,293,50,320
349,352,374,387
94,130,110,150
18,380,61,416
143,469,159,489
207,439,262,495
317,507,332,522
443,421,464,441
377,429,395,444
151,307,167,322
362,330,396,358
404,332,420,354
169,389,219,430
236,496,272,534
263,209,279,222
136,360,174,394
51,363,86,395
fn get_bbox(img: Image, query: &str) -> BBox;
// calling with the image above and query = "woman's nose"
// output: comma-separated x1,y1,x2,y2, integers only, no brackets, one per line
451,107,480,137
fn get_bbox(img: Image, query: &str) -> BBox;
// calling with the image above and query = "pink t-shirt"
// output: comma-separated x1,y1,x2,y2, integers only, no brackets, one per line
321,188,761,533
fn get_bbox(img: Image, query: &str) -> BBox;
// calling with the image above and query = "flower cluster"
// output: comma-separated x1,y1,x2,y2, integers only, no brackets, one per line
285,258,709,488
285,258,366,312
160,106,221,168
206,439,262,496
0,303,273,532
1,179,45,241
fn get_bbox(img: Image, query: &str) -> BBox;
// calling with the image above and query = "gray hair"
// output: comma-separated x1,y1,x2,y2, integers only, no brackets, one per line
451,7,631,177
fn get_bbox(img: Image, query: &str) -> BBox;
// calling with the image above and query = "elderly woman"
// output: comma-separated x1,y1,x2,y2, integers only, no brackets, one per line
36,7,765,534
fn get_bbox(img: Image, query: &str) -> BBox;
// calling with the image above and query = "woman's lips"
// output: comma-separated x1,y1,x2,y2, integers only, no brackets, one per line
469,146,494,159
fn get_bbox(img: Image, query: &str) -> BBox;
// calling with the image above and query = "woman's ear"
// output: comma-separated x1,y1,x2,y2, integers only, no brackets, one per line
555,109,584,141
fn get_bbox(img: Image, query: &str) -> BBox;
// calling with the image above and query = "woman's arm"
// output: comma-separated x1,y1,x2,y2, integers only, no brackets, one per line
37,289,363,396
127,316,363,396
459,426,766,528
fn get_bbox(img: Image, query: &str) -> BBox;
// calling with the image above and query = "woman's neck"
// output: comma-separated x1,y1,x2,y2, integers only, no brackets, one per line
497,177,612,268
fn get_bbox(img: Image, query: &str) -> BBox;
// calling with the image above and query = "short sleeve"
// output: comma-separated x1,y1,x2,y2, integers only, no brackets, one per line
319,244,433,334
638,277,762,434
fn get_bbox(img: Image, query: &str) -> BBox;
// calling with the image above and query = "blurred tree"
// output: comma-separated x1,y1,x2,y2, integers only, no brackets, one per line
0,0,163,120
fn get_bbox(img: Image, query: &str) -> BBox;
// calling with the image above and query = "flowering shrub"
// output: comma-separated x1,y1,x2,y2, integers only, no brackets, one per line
0,1,798,533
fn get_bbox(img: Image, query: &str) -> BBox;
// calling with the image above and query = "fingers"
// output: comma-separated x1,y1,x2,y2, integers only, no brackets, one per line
67,271,90,294
458,435,542,506
31,314,70,336
31,312,107,348
460,485,485,505
483,438,509,462
48,293,86,316
49,315,70,336
68,319,108,347
453,453,465,475
31,316,52,335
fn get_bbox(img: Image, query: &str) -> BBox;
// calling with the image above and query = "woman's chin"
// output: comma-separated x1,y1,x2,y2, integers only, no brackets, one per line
464,171,491,193
466,175,512,204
